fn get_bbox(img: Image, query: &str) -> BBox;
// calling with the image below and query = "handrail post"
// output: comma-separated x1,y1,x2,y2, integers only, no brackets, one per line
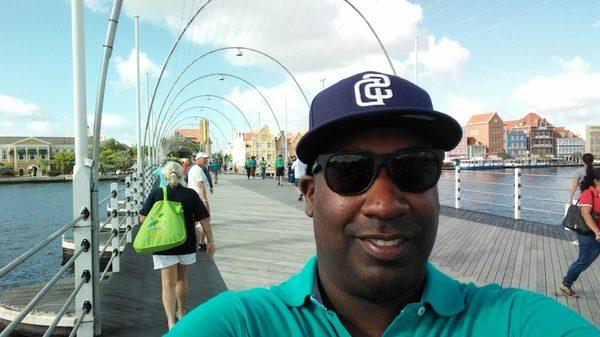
514,168,521,219
454,166,461,209
125,176,133,243
110,183,120,273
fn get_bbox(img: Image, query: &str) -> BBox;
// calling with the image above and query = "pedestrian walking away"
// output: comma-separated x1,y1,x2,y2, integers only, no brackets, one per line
211,160,221,184
249,156,257,179
167,71,598,336
244,158,252,180
287,156,295,186
260,157,268,180
275,154,285,185
139,161,215,331
560,167,600,297
188,152,212,250
292,157,307,201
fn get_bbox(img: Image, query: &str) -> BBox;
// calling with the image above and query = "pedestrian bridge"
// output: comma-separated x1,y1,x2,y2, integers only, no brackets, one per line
2,173,600,336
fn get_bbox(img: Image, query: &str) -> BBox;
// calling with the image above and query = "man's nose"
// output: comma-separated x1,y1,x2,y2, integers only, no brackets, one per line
360,167,410,219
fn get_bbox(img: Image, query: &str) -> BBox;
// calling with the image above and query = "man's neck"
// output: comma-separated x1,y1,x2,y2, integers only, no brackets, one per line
318,272,425,337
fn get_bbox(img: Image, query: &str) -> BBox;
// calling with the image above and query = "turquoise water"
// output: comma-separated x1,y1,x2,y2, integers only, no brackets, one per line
0,181,114,291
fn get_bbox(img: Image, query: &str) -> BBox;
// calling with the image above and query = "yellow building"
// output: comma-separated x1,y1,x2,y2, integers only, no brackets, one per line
585,125,600,158
0,136,74,176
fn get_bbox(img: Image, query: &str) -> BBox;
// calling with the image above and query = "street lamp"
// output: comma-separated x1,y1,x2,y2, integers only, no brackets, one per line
236,48,243,57
219,74,224,81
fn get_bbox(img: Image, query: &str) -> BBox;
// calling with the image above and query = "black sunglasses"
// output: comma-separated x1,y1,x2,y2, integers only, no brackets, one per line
311,149,444,195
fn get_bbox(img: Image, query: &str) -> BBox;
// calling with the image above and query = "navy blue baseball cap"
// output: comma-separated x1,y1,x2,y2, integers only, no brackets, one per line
296,71,462,164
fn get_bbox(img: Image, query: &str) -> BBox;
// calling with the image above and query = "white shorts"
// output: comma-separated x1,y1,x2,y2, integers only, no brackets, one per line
152,253,196,270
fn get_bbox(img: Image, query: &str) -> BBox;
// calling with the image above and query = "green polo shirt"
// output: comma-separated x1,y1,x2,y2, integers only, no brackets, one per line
167,257,598,336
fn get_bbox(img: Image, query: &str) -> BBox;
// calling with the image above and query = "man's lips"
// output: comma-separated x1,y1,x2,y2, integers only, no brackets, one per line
354,233,415,261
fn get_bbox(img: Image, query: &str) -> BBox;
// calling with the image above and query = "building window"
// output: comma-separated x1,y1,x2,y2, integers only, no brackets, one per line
29,152,36,160
18,153,24,161
1,149,6,160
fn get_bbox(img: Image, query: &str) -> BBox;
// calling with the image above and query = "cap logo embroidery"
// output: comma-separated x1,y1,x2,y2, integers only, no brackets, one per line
353,73,393,107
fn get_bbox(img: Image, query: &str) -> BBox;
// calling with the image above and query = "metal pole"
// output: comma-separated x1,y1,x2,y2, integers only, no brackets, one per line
70,1,94,336
135,16,142,169
414,35,419,85
125,176,133,243
454,166,461,209
514,168,521,219
90,1,123,334
284,98,288,160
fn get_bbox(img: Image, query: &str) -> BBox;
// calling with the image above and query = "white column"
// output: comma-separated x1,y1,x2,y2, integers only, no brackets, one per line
71,1,94,336
135,16,142,168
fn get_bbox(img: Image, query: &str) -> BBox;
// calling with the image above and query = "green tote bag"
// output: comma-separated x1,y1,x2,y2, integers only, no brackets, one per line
133,187,187,254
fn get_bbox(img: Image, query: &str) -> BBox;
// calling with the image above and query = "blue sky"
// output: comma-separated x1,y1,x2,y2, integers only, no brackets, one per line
1,0,599,151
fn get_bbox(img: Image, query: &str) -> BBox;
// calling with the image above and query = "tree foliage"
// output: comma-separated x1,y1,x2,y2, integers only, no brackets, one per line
163,136,203,159
52,151,75,174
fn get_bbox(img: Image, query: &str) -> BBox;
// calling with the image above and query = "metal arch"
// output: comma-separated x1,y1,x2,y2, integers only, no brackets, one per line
145,0,395,146
151,72,280,149
154,105,239,147
154,116,232,149
159,117,228,155
341,0,396,75
170,94,253,131
158,115,229,148
155,46,310,124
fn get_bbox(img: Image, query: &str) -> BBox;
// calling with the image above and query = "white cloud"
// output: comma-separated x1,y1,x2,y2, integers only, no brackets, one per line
0,94,41,118
87,113,137,143
84,0,111,13
402,36,470,81
114,49,161,90
446,95,487,125
556,56,591,73
512,56,600,133
26,121,59,133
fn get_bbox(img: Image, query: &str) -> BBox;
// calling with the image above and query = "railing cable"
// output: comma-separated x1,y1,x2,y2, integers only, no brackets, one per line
0,240,89,337
0,212,86,278
42,270,91,337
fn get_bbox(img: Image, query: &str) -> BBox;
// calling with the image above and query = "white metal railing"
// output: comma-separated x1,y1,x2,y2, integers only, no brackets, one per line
440,167,570,223
0,170,144,337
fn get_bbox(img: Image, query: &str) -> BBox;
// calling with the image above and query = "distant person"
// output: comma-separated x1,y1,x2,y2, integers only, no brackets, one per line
568,153,594,204
211,160,220,184
259,157,267,179
275,154,285,185
153,165,167,189
168,71,596,336
188,152,212,250
181,158,189,176
291,156,307,201
139,161,214,330
244,158,252,179
249,156,257,179
287,155,295,186
560,167,600,297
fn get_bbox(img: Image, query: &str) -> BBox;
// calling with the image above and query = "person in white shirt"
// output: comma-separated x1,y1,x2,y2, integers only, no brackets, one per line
292,157,307,201
188,152,211,247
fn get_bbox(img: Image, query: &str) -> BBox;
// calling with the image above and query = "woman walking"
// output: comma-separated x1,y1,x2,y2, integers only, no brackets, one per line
139,162,216,329
560,167,600,296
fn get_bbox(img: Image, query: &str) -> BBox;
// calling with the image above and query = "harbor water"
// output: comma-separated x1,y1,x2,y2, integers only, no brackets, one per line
0,181,114,292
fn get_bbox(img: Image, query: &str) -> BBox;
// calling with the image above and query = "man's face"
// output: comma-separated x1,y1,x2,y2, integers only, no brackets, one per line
301,128,439,301
195,157,204,166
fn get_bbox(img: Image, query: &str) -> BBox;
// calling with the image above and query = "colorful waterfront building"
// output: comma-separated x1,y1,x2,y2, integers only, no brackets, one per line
467,138,487,158
505,113,556,157
504,121,528,158
446,127,467,159
465,112,505,155
555,127,583,161
0,136,74,176
585,125,600,158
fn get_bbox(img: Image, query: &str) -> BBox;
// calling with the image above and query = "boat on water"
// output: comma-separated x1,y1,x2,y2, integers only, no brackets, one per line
504,158,550,168
459,157,504,170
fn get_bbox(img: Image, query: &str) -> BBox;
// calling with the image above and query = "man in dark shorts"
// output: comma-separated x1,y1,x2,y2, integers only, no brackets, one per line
275,154,285,186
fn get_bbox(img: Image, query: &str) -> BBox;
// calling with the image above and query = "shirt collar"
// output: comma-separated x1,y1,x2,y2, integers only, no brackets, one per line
275,256,465,317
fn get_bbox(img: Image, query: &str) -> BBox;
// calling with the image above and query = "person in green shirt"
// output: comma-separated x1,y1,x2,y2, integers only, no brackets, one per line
259,157,267,179
275,154,285,186
167,72,598,336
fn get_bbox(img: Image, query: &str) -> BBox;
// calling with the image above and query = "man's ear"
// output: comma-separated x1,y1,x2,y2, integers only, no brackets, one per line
299,175,315,217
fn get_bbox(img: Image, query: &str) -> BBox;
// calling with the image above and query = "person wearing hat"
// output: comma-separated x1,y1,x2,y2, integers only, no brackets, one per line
188,152,214,250
167,72,596,336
